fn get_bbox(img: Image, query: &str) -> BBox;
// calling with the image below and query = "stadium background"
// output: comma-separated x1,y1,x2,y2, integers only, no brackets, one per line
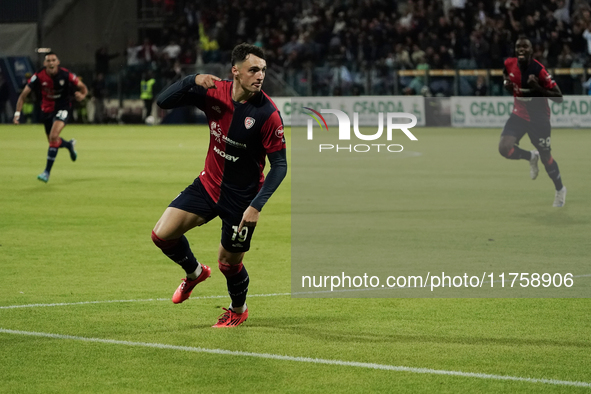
1,1,591,393
2,0,591,124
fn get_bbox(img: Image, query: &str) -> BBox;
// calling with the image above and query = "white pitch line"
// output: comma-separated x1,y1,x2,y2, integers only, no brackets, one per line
0,293,291,309
0,328,589,388
2,274,590,310
0,298,169,309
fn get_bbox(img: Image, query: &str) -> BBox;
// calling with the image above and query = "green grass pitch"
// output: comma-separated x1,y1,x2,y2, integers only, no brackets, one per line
0,124,590,393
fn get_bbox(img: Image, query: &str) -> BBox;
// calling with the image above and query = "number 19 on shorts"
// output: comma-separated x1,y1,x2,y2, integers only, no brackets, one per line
231,226,249,242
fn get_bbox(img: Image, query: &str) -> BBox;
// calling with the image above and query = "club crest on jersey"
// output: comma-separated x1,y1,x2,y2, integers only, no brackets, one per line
275,125,284,138
245,117,255,129
59,80,65,86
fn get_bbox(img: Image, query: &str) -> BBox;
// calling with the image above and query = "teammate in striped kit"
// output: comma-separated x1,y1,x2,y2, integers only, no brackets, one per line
14,52,88,183
499,37,566,207
152,43,287,327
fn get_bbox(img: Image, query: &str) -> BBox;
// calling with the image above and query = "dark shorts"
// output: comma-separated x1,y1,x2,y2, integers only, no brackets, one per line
42,109,70,135
501,113,552,152
168,177,255,253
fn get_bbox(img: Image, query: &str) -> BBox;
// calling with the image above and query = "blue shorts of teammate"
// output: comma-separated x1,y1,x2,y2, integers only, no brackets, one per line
168,177,255,253
42,109,70,135
501,113,552,152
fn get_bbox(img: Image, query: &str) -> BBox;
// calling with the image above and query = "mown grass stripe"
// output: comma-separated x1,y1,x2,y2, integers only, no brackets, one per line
1,328,589,388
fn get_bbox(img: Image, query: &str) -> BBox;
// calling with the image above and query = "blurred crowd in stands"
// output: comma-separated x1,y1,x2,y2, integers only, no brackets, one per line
125,0,591,96
6,0,591,124
94,0,591,103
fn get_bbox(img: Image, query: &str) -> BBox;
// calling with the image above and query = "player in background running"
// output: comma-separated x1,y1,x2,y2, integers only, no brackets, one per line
14,52,88,183
499,36,566,207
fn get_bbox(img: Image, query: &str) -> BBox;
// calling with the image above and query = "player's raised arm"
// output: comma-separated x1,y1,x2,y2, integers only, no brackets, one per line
194,74,222,89
157,74,220,109
13,85,32,124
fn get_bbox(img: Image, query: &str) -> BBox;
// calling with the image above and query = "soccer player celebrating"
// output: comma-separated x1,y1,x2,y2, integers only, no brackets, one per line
152,43,287,327
14,52,88,183
499,36,566,207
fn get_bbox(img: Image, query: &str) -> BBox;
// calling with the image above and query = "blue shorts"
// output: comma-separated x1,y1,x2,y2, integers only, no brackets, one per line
501,113,552,152
168,177,255,253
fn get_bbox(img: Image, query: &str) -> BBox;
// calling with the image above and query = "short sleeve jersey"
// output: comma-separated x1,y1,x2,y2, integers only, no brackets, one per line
504,58,557,122
191,80,285,203
27,67,80,113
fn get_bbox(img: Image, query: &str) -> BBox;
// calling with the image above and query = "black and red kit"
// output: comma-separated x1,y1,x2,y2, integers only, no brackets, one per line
504,58,557,122
27,67,80,114
157,75,287,252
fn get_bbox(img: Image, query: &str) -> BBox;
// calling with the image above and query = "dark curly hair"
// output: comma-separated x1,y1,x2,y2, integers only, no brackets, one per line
231,43,265,66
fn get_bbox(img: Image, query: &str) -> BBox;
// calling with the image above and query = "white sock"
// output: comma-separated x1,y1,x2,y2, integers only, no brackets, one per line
230,303,247,314
186,263,202,280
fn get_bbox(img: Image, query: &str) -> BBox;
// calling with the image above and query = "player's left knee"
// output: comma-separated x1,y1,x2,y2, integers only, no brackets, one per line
151,230,179,250
499,145,512,158
48,139,61,148
218,260,244,277
539,151,553,165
